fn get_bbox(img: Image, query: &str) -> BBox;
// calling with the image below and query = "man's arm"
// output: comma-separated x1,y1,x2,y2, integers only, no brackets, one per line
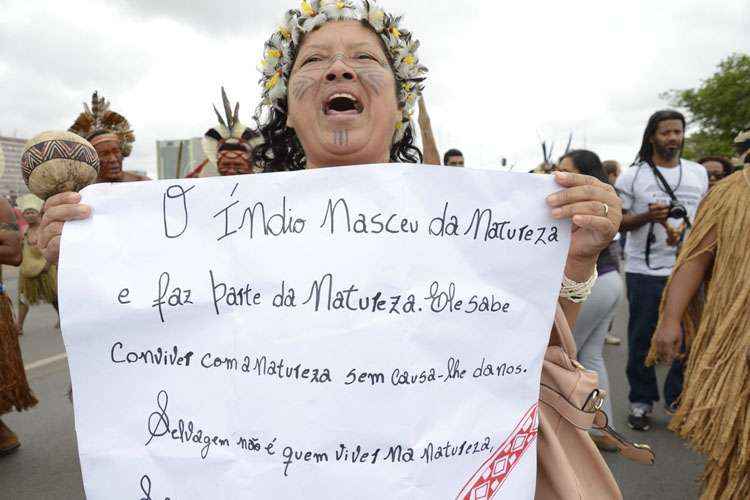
620,204,669,232
653,228,716,361
0,198,22,266
417,96,440,166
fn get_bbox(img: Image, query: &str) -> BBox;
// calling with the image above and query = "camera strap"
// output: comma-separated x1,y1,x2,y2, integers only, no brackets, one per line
644,161,691,270
645,222,668,270
647,161,692,228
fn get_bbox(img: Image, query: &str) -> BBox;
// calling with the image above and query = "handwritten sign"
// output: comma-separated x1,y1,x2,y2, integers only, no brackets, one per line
59,165,570,499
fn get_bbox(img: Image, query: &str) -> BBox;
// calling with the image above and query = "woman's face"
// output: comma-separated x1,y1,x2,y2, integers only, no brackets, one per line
286,20,402,169
557,157,581,175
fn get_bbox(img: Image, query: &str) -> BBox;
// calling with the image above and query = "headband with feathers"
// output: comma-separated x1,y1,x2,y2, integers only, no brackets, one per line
203,87,263,167
257,0,428,143
734,127,750,145
69,91,135,157
540,132,574,166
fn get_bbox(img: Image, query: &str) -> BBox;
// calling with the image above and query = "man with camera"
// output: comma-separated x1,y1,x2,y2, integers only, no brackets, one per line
615,110,708,431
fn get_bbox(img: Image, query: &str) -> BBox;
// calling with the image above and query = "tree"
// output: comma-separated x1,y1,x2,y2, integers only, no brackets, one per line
663,53,750,159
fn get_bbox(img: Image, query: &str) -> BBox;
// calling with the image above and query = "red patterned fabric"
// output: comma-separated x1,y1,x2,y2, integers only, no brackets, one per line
456,403,539,499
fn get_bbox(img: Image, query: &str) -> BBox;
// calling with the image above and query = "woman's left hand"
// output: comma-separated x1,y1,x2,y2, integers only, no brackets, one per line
546,172,623,271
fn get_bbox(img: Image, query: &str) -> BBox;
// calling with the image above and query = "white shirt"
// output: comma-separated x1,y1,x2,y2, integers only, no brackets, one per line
615,160,708,276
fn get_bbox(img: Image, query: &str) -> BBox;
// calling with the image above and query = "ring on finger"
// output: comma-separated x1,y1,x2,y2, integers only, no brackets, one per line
601,202,609,217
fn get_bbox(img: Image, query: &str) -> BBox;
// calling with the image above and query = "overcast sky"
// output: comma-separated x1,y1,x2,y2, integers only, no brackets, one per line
1,0,748,175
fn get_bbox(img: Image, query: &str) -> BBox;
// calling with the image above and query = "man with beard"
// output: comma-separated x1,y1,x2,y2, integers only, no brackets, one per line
69,92,149,183
615,110,708,431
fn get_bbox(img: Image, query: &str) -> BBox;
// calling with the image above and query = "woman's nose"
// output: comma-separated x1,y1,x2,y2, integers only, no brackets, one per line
326,58,356,82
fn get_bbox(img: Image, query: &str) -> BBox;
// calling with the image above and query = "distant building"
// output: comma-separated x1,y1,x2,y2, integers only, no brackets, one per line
0,136,30,202
156,138,208,179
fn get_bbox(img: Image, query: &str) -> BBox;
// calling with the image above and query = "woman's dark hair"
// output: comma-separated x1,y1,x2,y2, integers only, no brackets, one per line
252,20,423,171
634,109,686,165
698,156,735,177
601,160,620,177
558,149,609,184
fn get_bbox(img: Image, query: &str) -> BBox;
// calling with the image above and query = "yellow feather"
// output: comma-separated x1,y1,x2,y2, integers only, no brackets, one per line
265,72,281,90
301,0,315,16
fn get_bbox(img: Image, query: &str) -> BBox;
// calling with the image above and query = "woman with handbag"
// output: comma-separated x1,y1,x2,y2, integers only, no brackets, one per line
37,1,637,496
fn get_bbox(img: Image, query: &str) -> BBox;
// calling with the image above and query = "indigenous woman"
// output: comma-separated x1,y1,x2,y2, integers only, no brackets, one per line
0,197,34,455
650,169,750,500
37,0,623,479
16,194,58,336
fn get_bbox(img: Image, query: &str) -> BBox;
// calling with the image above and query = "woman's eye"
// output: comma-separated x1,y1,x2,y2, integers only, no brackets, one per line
356,53,376,61
302,56,322,66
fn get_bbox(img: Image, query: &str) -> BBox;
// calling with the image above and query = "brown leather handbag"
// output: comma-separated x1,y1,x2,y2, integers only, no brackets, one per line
536,305,655,499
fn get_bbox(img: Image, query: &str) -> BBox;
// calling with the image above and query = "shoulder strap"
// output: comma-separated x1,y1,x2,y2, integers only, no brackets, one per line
550,303,578,359
539,385,655,465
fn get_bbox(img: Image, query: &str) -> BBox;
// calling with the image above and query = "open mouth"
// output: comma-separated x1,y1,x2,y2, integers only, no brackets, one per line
323,93,364,115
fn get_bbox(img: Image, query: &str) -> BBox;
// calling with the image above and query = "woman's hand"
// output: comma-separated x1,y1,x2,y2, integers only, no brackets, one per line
654,320,683,363
39,192,92,265
547,172,623,278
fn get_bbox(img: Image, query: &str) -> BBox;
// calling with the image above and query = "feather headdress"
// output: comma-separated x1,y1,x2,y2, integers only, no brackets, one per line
538,132,573,172
69,92,135,157
257,0,428,142
203,87,263,167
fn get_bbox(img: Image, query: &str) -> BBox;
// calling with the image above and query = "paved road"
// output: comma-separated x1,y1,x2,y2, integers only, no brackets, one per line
0,268,704,499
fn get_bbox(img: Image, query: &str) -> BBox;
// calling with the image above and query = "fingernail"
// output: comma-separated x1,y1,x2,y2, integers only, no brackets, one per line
546,194,559,205
556,172,571,181
551,208,563,218
78,206,91,217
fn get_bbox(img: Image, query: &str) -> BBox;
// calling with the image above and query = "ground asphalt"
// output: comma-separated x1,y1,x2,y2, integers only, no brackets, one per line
0,267,705,499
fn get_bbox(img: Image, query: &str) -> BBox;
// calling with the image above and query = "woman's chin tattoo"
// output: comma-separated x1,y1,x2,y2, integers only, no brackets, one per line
333,130,349,147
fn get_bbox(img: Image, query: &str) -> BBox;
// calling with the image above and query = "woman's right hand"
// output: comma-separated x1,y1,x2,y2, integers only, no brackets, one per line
39,192,92,265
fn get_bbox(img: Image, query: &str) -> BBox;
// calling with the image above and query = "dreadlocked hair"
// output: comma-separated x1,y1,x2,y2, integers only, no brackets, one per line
633,109,686,166
252,19,423,172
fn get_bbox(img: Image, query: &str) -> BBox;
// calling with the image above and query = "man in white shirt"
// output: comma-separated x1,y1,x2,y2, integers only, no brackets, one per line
615,110,709,431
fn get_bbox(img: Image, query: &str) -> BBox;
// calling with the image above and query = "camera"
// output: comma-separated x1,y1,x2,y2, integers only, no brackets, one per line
668,201,687,219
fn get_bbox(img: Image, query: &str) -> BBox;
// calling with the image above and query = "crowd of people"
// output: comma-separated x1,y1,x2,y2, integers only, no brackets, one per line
541,113,748,499
0,1,747,498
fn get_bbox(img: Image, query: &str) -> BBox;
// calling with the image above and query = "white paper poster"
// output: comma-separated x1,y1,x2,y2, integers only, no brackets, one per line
59,165,570,499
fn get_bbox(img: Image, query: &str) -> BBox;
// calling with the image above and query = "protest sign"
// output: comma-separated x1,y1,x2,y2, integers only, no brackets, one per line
59,165,570,499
